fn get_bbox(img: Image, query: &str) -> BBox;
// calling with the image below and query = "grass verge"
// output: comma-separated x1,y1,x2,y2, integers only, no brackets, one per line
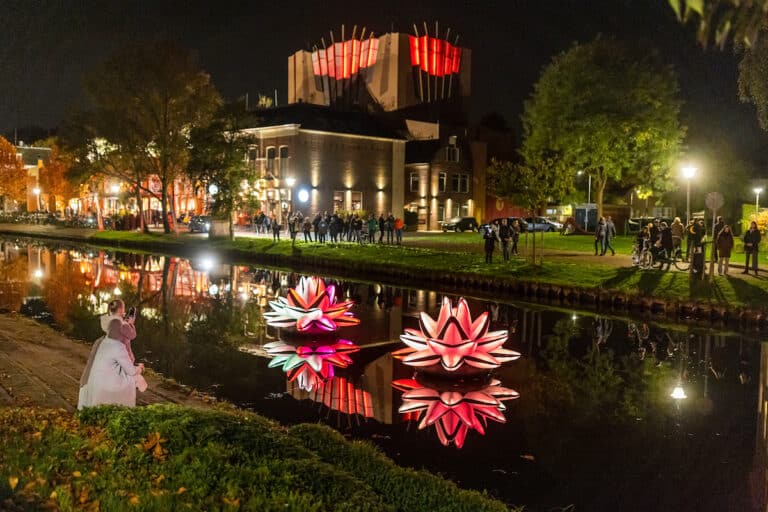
0,404,516,512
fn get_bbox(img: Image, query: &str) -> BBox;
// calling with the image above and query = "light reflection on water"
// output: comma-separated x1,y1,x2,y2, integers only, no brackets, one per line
0,237,763,511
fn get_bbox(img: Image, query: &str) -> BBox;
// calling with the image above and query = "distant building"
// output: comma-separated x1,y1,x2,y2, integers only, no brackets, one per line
15,143,51,212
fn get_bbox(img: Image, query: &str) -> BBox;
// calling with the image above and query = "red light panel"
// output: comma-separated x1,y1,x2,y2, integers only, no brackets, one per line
312,37,379,79
408,35,462,77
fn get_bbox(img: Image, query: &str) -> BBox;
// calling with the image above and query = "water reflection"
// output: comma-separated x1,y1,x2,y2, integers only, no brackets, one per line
0,237,763,511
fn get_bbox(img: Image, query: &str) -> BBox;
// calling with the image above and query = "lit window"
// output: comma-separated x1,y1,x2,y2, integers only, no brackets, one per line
351,191,363,211
437,204,445,221
410,172,420,193
333,191,344,212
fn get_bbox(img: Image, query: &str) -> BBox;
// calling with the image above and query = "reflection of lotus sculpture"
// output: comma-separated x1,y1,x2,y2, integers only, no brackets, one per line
264,276,359,333
264,339,360,391
393,377,519,448
393,297,519,371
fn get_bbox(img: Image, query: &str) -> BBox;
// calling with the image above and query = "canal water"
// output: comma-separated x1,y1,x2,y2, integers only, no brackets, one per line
0,237,763,511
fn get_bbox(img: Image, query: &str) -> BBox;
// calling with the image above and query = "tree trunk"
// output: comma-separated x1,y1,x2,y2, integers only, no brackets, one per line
161,178,170,234
596,179,607,219
228,211,234,241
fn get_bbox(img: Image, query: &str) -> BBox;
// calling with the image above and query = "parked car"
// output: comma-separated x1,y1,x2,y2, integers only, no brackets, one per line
439,216,479,232
524,216,563,232
189,215,212,233
480,217,529,232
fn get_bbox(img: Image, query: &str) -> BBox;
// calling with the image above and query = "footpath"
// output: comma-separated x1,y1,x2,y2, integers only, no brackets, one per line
0,313,209,411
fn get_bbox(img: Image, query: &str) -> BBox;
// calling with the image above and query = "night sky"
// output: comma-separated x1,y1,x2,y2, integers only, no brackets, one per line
1,0,764,170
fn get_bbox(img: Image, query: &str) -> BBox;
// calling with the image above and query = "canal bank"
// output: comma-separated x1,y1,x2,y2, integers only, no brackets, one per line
0,223,766,329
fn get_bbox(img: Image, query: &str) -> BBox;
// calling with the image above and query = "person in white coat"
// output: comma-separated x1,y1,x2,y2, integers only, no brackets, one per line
78,300,145,409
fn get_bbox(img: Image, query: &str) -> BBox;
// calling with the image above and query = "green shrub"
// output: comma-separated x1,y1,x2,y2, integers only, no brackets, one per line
289,423,513,512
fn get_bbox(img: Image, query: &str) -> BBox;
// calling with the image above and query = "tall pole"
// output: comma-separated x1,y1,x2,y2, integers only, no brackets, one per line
686,179,690,226
587,175,591,204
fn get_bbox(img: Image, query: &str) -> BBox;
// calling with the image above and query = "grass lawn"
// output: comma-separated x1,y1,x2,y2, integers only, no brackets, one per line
404,231,636,254
0,405,514,511
89,231,768,307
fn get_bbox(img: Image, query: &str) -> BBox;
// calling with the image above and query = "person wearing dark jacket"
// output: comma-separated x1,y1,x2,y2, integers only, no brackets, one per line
743,221,762,275
716,225,734,275
594,217,607,256
657,222,674,270
498,218,512,262
483,224,498,263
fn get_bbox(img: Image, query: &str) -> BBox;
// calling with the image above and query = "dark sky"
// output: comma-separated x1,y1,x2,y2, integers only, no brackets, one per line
1,0,764,167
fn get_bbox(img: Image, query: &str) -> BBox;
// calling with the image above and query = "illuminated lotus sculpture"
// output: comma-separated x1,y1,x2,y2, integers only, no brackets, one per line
393,377,519,448
264,276,359,333
264,339,360,391
393,297,519,371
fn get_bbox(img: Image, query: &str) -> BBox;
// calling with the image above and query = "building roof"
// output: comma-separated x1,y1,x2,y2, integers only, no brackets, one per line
15,146,51,167
243,103,407,140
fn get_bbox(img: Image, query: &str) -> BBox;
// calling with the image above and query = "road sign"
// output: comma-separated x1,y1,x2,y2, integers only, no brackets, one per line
705,192,724,211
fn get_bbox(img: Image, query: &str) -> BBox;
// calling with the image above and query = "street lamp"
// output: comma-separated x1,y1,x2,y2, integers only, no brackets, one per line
755,187,763,215
682,165,697,224
670,384,687,400
577,171,592,204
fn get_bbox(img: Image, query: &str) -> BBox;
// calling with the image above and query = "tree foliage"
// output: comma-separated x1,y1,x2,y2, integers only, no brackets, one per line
738,33,768,130
669,0,768,49
0,136,27,209
35,137,77,212
187,103,259,239
521,37,685,218
64,41,221,233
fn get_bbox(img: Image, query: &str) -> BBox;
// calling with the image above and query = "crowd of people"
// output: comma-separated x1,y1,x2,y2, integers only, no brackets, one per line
634,216,760,276
249,211,406,246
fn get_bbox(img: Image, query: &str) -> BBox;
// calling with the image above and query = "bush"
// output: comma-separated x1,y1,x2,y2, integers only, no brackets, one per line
289,423,513,512
0,405,513,511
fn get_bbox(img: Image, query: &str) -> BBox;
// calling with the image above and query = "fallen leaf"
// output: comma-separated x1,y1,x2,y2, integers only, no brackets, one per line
154,474,165,485
8,477,18,491
72,471,82,478
222,496,240,507
128,495,139,505
50,491,57,499
177,487,187,495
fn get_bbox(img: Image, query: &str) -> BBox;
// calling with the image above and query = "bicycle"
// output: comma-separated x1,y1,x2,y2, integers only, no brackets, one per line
653,246,690,272
632,239,654,269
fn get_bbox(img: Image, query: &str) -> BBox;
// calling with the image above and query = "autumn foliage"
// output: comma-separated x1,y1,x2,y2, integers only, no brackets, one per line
0,136,27,207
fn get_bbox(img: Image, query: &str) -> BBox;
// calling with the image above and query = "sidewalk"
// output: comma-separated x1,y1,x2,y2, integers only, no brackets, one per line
0,313,210,410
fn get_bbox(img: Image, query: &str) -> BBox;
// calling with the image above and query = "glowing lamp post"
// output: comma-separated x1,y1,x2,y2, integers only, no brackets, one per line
682,165,696,225
670,385,687,400
755,187,763,216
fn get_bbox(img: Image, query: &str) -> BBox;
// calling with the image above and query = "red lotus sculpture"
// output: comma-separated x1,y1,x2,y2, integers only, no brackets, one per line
393,297,519,371
393,377,519,448
264,339,360,391
264,276,360,333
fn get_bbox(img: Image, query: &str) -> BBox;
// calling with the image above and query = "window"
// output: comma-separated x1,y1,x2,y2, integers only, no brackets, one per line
279,146,289,159
266,147,276,172
438,172,446,193
461,202,470,217
247,145,259,162
437,204,445,221
451,203,461,218
452,173,469,193
351,191,363,211
446,136,460,162
333,191,344,212
410,172,420,193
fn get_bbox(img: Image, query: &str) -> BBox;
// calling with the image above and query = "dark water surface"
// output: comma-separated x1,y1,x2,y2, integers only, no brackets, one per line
0,237,764,511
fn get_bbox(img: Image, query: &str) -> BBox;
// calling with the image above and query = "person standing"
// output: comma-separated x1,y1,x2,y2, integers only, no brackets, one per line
329,214,339,243
594,217,607,256
378,214,386,243
657,222,673,271
712,216,725,261
302,218,313,242
271,214,280,241
743,221,761,275
685,219,695,261
511,219,521,256
602,216,616,256
670,217,684,256
367,215,378,244
716,225,734,275
498,218,512,262
386,213,395,244
394,216,404,244
317,217,328,243
483,224,498,263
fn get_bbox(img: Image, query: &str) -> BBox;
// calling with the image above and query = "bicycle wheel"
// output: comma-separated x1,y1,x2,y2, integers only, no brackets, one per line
673,250,690,272
640,249,653,269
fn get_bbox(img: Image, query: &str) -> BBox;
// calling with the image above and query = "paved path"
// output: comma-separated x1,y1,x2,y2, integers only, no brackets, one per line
0,313,209,410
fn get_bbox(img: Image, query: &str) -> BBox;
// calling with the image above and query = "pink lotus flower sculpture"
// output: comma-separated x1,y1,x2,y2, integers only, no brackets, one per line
264,339,360,391
393,377,519,448
392,297,520,371
264,276,359,333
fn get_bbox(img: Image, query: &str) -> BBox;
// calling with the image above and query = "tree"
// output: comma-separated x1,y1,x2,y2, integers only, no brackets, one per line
668,0,768,49
34,137,77,213
488,157,571,265
67,41,221,233
521,38,685,219
739,34,768,131
187,103,259,240
0,136,27,211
